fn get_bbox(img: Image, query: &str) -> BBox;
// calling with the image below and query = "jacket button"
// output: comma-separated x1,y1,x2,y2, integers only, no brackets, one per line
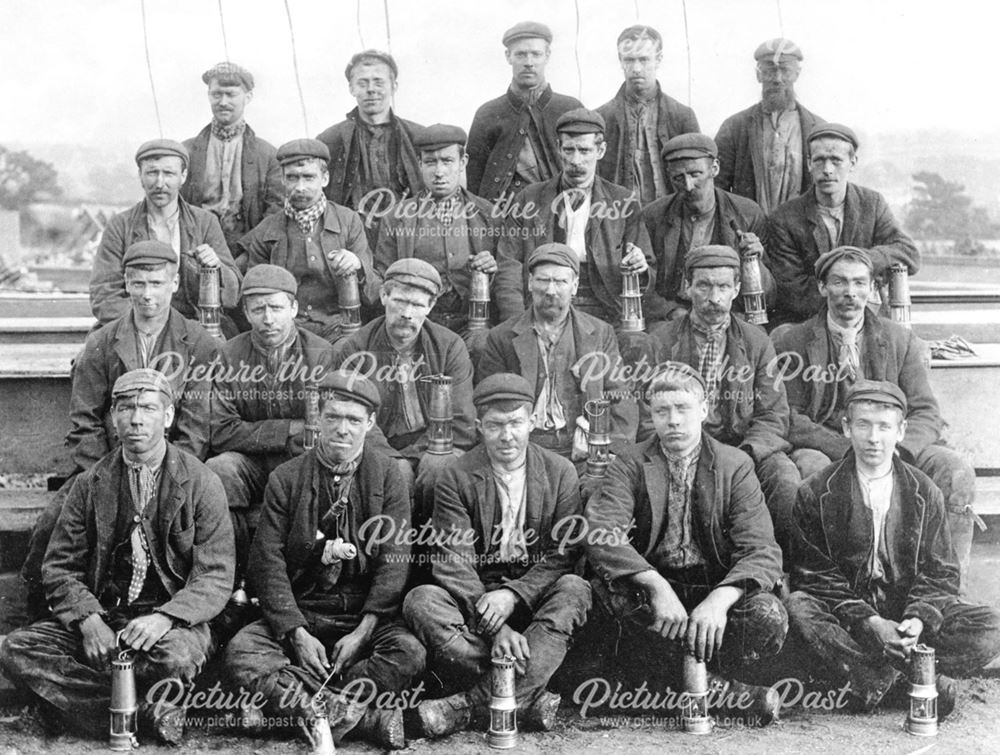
506,153,513,159
518,129,526,135
494,178,501,182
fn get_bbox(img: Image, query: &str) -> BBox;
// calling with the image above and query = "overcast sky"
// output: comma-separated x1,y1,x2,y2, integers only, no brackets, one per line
1,0,997,152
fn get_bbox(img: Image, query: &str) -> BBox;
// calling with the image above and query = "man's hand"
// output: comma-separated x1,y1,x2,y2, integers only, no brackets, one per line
475,588,519,636
492,624,530,673
286,419,307,454
192,243,221,268
290,626,330,680
329,627,370,675
327,249,362,277
736,232,764,258
634,571,688,640
620,242,648,275
860,616,909,661
469,251,498,274
686,589,738,662
897,617,924,653
120,612,174,653
80,613,117,669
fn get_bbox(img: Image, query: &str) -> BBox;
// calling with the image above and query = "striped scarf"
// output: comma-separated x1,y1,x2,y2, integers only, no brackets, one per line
284,196,327,235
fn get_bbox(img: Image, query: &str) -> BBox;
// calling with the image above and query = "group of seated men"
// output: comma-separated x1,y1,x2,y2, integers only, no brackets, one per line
2,20,999,751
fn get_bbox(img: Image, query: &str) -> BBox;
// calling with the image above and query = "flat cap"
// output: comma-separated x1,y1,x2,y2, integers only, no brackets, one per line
123,240,177,267
241,264,297,297
528,242,579,275
647,360,707,394
317,369,381,411
112,368,173,403
202,61,254,90
502,21,553,47
135,139,189,169
344,49,398,81
814,245,873,282
384,258,442,297
685,244,741,272
845,379,907,414
754,38,803,63
662,133,718,162
807,122,859,150
556,108,606,135
276,138,331,166
473,373,534,407
414,124,468,152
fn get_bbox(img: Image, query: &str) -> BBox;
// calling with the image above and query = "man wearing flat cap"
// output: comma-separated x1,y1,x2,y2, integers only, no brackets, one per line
767,122,919,325
596,25,700,204
23,239,221,620
182,62,283,251
584,363,787,726
2,369,235,743
236,138,379,344
715,38,825,213
330,257,476,494
90,139,243,331
480,243,637,467
785,380,1000,714
374,123,503,351
224,369,424,750
466,21,583,204
316,49,424,248
495,107,662,329
207,264,339,577
641,243,798,556
773,245,980,592
642,133,776,322
404,373,591,739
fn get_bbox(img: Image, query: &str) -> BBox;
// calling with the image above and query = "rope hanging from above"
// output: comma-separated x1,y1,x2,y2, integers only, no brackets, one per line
282,0,310,135
217,0,230,61
139,0,163,138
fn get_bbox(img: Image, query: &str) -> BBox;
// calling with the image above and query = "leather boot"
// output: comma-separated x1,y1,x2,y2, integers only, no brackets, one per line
707,674,781,726
141,701,186,745
415,692,472,739
937,673,959,721
522,691,561,731
349,706,406,749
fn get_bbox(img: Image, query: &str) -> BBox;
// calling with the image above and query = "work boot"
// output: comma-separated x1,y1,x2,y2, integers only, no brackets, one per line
937,673,959,721
349,706,406,750
522,691,561,731
145,702,186,745
708,675,781,726
415,692,472,739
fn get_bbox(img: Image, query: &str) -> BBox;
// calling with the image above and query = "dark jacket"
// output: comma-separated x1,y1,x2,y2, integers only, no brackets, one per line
767,183,920,324
43,443,235,628
791,451,960,634
67,309,220,469
316,108,424,209
90,197,242,324
641,187,775,320
494,175,660,322
714,101,824,206
248,445,411,638
771,308,942,462
478,307,638,454
585,434,782,591
330,317,476,458
466,85,583,201
210,327,336,456
643,314,790,461
430,443,583,622
596,83,699,197
182,123,284,245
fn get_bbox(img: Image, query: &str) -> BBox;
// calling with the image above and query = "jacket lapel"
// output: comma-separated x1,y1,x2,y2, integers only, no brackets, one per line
748,104,765,192
641,440,668,553
511,314,539,389
807,194,831,256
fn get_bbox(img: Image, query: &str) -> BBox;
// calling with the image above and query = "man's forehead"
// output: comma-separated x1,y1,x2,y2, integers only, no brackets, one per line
115,388,164,406
810,137,853,156
321,397,369,417
207,78,247,92
420,144,462,161
618,37,659,57
482,405,531,423
650,388,700,405
246,291,291,307
667,157,712,173
388,286,431,305
531,263,574,280
827,260,872,279
560,133,600,148
351,61,393,80
141,156,184,171
126,266,171,281
507,37,548,54
283,158,324,174
691,266,737,283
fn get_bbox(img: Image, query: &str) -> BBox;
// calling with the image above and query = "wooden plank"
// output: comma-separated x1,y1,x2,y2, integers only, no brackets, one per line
0,489,50,532
0,343,79,378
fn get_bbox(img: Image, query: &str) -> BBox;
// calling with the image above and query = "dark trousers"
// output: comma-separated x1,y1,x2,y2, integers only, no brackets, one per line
755,450,802,562
786,590,1000,707
403,575,592,709
21,474,77,620
0,617,214,736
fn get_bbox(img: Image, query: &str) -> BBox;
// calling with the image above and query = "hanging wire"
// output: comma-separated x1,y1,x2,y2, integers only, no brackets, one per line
634,0,640,20
383,0,392,54
217,0,230,60
356,0,366,48
680,0,692,104
776,0,785,36
573,0,583,100
282,0,310,134
140,0,163,137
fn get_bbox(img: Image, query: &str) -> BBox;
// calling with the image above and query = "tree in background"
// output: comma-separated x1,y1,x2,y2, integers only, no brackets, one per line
906,171,999,253
0,145,61,210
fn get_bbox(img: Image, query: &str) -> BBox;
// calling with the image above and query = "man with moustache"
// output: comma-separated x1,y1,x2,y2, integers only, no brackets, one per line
466,22,583,203
403,374,591,739
1,369,234,743
767,123,919,325
316,50,424,247
773,246,979,593
786,381,1000,713
494,108,660,327
596,25,700,204
479,243,637,467
22,240,220,620
374,124,502,348
90,139,242,329
642,245,797,556
585,364,786,725
182,62,283,250
207,264,338,576
225,370,423,750
330,258,475,495
715,39,824,213
237,139,378,344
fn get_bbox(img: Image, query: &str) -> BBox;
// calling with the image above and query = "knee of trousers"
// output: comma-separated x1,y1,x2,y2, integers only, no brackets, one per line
384,630,428,679
534,574,593,635
402,585,455,636
206,452,255,509
784,591,838,636
736,592,788,652
223,621,286,685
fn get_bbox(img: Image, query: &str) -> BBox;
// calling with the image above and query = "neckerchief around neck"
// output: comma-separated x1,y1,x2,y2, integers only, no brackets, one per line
284,196,327,235
211,119,246,142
